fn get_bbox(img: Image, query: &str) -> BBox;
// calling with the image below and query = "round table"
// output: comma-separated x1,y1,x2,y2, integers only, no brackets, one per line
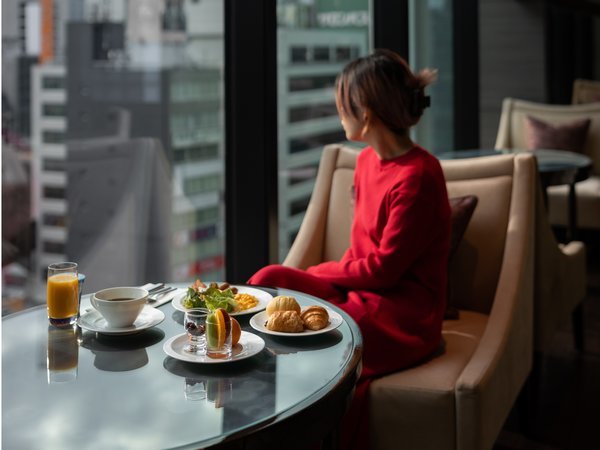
437,148,592,240
2,286,362,450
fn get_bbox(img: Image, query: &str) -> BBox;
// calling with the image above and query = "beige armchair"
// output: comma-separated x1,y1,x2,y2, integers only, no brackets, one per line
532,167,587,352
572,78,600,105
495,97,600,231
284,144,536,450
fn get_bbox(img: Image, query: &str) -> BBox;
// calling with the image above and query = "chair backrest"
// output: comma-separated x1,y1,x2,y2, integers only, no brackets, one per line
572,78,600,105
284,144,358,270
495,97,600,173
442,154,522,313
285,144,534,315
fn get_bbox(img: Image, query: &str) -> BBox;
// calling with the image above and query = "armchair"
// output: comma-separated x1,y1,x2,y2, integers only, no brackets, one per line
572,78,600,105
284,144,536,450
532,167,587,352
495,97,600,231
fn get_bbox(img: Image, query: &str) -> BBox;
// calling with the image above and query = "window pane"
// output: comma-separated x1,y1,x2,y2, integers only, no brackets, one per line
2,0,225,310
277,0,371,262
409,0,454,153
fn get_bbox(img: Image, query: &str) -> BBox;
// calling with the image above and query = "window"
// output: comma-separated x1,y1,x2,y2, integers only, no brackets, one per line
289,103,339,123
277,0,371,261
43,241,65,254
42,104,66,117
289,130,347,154
409,0,454,153
42,158,65,172
42,76,65,89
42,130,64,144
2,0,226,305
289,74,337,92
43,186,65,199
43,214,66,227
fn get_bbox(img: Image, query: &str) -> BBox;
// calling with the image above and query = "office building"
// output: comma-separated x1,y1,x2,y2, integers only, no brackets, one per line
276,28,367,261
30,63,68,291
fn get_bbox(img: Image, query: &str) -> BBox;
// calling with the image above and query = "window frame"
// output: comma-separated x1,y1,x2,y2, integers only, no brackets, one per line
224,0,278,282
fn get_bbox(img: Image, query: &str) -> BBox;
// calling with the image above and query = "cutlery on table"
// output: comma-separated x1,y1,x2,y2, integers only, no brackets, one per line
148,286,178,303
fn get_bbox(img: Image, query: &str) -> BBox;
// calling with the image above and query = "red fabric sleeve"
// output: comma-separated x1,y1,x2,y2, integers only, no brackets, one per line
306,177,441,290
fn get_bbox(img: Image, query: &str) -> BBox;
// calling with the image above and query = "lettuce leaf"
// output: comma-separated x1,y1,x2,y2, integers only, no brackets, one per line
182,286,206,309
202,286,237,313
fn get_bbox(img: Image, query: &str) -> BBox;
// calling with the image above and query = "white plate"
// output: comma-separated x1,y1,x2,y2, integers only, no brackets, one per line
163,331,265,364
249,307,344,336
78,305,165,335
171,285,272,316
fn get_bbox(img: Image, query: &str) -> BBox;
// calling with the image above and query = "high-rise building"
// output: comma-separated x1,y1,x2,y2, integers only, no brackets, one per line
65,21,225,284
30,63,68,291
276,28,368,261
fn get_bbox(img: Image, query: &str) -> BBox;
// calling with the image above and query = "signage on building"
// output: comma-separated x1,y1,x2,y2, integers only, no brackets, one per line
316,0,368,28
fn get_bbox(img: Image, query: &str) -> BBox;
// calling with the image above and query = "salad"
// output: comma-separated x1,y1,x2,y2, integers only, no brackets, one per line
182,280,238,313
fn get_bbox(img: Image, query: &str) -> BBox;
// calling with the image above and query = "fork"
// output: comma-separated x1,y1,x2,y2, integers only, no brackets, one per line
148,286,177,303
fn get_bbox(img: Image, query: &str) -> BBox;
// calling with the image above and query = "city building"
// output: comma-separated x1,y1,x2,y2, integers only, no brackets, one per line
30,63,68,293
276,28,367,261
65,21,225,284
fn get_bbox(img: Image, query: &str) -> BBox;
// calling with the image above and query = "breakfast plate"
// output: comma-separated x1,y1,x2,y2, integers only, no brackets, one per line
163,331,265,364
171,285,272,316
78,305,165,335
249,308,344,337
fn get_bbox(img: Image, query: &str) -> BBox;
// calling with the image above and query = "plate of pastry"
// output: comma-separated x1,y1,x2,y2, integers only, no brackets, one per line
249,295,343,336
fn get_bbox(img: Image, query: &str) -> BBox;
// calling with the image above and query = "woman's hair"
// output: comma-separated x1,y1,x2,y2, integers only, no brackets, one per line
335,49,437,135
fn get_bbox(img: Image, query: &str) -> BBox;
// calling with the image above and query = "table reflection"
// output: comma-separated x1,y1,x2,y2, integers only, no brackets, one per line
46,325,79,383
80,328,164,372
164,350,277,433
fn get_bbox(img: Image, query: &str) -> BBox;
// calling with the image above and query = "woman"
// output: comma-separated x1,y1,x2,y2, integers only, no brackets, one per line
249,49,451,449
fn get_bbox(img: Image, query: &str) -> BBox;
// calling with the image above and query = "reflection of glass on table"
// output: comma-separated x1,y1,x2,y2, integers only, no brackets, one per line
47,325,79,383
437,148,592,241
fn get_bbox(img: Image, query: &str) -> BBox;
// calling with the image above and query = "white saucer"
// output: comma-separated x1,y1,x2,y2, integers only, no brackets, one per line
78,306,165,335
249,307,344,337
171,285,272,316
163,331,265,364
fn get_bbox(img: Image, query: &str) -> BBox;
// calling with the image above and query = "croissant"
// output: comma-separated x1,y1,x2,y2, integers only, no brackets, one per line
300,306,329,331
266,296,301,317
265,310,304,333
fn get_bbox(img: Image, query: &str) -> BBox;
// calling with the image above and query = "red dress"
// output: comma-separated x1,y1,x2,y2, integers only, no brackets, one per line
248,146,451,449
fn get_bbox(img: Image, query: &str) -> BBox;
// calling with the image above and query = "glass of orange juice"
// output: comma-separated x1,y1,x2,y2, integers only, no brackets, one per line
47,262,79,327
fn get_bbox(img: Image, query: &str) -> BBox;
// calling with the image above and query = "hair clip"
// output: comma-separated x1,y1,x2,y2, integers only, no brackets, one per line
423,95,431,109
411,90,431,116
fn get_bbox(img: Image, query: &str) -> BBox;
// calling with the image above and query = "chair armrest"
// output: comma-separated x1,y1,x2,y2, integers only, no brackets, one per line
454,154,535,450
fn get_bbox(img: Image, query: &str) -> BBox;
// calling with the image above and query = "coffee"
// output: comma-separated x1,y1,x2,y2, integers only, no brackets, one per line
110,297,134,301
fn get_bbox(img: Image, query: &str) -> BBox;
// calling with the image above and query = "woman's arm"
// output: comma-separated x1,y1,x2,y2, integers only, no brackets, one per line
307,179,446,290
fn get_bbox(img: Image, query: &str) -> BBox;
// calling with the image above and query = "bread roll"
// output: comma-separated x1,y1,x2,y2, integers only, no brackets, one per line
265,311,304,333
266,295,301,317
300,306,329,331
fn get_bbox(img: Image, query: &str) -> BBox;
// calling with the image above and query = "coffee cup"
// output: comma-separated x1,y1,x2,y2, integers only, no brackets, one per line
91,287,148,328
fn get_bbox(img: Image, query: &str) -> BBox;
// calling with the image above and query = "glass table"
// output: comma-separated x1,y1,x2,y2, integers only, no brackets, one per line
437,148,592,240
2,286,362,450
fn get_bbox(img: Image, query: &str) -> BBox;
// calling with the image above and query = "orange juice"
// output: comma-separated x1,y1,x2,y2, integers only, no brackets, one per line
47,273,79,319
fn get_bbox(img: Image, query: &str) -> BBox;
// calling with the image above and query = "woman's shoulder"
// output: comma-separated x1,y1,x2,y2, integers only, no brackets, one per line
408,146,444,175
390,147,446,193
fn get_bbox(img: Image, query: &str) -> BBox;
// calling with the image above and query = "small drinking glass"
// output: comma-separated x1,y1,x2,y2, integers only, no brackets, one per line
206,309,232,359
46,262,79,327
184,308,208,354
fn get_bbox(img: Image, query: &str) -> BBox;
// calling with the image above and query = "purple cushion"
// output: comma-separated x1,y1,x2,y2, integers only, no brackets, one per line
525,115,591,153
445,195,478,320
